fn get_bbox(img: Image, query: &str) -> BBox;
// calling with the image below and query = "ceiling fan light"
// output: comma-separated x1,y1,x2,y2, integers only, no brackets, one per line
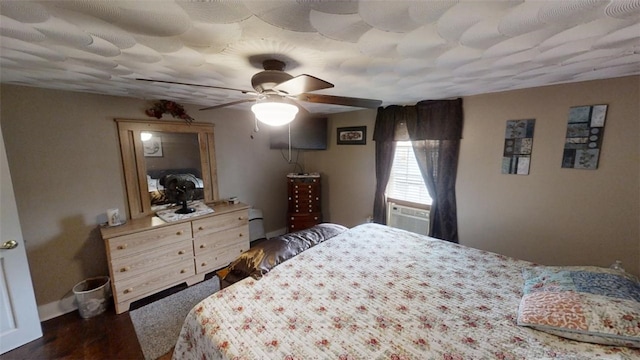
251,101,299,126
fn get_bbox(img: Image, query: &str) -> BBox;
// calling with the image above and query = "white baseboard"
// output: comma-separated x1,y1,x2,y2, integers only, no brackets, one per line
38,295,76,322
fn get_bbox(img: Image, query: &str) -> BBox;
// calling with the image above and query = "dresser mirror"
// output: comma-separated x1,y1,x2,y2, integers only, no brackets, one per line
116,119,219,219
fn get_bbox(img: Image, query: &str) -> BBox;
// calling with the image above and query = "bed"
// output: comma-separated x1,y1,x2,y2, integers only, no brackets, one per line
173,223,640,359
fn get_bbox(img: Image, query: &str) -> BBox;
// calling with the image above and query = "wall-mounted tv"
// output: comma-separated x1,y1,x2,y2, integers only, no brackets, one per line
269,116,327,150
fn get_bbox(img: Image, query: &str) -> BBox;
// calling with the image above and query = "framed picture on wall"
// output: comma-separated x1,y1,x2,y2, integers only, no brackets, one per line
337,126,366,145
502,119,535,175
143,136,163,157
561,104,607,170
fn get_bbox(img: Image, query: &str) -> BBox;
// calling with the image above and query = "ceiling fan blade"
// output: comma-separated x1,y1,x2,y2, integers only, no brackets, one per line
199,99,255,111
296,93,382,108
290,99,310,118
273,74,333,95
136,78,255,95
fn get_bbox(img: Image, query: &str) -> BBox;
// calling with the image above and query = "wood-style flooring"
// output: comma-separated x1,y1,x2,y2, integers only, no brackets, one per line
0,303,148,360
0,277,208,360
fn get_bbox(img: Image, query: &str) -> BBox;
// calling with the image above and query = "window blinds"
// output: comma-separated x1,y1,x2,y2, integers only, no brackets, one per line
386,141,432,205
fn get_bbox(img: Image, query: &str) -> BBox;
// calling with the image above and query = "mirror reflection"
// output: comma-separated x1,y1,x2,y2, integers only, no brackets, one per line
142,131,204,210
116,119,218,219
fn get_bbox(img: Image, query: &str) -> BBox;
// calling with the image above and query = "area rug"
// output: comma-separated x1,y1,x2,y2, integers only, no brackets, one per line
130,277,220,360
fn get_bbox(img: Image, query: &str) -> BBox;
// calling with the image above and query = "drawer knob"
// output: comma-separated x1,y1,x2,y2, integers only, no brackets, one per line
176,231,183,235
238,216,244,220
180,269,186,274
201,262,207,267
117,244,127,250
198,226,204,231
200,244,206,249
124,288,133,294
120,266,130,272
314,217,318,220
178,250,185,255
238,233,243,237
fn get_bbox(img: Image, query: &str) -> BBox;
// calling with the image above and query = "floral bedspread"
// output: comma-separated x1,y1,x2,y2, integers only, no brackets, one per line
173,223,639,359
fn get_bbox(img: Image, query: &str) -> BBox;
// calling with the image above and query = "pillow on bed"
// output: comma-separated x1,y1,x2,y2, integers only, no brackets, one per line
517,265,640,348
224,223,348,283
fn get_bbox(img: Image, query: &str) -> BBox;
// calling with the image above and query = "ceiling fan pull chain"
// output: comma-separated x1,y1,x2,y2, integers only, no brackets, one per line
288,123,292,163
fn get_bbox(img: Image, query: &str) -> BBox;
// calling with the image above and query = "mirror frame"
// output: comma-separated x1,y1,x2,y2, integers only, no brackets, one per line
115,119,219,219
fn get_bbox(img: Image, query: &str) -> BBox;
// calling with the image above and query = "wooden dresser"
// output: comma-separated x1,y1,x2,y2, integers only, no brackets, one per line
100,202,249,314
287,173,322,232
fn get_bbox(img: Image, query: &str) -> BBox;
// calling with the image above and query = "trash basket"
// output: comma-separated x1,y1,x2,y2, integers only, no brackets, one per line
72,276,111,318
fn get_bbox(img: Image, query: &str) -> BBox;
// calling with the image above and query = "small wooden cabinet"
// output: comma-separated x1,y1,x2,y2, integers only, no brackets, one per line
100,203,249,314
287,173,321,232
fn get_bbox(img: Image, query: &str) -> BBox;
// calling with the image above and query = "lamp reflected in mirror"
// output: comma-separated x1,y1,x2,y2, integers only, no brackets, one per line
140,131,153,141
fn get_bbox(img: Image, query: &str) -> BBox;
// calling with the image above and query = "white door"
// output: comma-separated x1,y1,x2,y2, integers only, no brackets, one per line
0,126,42,354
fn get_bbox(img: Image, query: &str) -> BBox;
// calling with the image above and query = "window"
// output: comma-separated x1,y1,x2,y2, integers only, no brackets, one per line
386,141,432,206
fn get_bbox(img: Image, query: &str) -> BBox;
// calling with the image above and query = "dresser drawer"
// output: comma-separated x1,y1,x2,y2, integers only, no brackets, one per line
107,222,192,259
110,239,193,282
194,225,249,256
192,210,248,237
195,241,248,274
113,259,195,303
288,185,319,197
288,213,321,232
290,200,321,213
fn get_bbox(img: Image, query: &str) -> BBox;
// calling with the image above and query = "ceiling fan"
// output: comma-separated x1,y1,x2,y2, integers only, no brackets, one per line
137,59,382,126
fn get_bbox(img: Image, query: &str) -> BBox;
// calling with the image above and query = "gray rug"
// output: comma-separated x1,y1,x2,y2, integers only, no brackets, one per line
130,277,220,360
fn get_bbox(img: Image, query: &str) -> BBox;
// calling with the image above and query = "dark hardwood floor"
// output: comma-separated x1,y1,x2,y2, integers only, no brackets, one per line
0,303,145,360
0,274,221,360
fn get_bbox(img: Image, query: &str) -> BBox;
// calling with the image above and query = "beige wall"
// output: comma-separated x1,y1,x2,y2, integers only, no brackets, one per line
0,85,294,318
308,76,640,276
2,76,639,319
304,110,378,227
457,76,639,275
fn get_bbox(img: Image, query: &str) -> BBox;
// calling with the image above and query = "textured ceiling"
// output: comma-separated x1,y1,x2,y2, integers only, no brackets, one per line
1,0,639,115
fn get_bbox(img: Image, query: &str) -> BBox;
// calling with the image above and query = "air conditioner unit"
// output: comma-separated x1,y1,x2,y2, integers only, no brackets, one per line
387,203,430,235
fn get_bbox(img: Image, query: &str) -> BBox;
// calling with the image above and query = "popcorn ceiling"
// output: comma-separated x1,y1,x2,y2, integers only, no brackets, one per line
0,0,638,114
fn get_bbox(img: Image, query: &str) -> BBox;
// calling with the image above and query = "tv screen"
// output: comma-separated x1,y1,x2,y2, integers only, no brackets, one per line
269,117,327,150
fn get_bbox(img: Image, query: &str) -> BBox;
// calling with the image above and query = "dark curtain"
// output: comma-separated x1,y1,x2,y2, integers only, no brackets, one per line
409,99,463,242
411,140,460,242
372,106,414,223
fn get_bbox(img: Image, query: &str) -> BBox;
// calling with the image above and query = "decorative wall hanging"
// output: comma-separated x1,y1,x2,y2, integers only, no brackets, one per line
562,104,607,170
502,119,535,175
143,136,163,157
145,100,194,123
337,126,367,145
